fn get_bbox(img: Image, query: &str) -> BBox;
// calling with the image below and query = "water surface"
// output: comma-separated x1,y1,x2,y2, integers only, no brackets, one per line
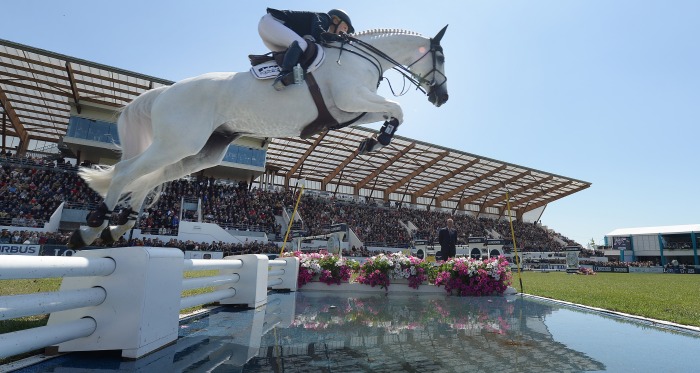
12,291,700,372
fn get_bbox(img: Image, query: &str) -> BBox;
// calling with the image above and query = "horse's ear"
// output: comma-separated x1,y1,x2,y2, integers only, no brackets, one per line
433,25,448,44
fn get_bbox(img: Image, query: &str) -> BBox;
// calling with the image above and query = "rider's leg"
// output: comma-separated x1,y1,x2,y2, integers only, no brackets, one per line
258,14,307,51
258,14,309,90
272,40,305,90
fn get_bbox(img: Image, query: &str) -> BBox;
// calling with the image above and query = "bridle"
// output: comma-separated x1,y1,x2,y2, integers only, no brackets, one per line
322,32,447,97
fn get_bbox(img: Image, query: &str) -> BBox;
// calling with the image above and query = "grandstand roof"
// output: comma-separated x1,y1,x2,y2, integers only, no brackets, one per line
606,224,700,236
0,38,591,217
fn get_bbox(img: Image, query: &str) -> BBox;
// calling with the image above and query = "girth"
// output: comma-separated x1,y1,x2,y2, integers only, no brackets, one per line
249,43,366,139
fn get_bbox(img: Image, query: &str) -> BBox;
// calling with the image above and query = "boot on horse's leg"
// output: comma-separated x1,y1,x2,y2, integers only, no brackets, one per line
273,40,304,91
99,207,138,246
67,202,112,249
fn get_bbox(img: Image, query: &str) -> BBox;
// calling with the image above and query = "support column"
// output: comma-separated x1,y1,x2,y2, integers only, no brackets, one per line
658,235,666,266
691,232,698,265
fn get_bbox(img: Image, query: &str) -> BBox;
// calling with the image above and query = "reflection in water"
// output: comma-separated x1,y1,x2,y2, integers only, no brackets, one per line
244,293,605,373
12,292,700,372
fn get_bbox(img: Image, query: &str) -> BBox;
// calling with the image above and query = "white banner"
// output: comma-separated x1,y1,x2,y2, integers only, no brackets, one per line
0,244,41,256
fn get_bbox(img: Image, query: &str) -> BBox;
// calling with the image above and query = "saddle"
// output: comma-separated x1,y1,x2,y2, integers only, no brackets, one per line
248,43,336,139
248,42,321,79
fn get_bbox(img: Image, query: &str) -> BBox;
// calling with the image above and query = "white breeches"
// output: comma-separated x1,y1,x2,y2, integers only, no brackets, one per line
258,14,308,52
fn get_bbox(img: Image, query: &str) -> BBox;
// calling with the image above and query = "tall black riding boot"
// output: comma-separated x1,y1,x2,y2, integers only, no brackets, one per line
273,41,304,91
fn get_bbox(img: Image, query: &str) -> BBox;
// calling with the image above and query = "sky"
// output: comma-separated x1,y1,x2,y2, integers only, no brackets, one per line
2,1,699,248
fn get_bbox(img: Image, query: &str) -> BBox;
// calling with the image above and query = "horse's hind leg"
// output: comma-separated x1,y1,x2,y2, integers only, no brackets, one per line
69,139,201,248
97,131,240,246
98,206,139,246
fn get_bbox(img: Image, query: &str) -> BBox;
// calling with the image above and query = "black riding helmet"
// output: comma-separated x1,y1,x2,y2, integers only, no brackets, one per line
328,9,354,33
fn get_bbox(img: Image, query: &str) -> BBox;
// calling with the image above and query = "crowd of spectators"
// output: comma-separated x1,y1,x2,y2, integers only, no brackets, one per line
0,153,100,227
296,195,570,251
663,242,692,250
2,228,278,256
1,154,580,252
139,177,284,235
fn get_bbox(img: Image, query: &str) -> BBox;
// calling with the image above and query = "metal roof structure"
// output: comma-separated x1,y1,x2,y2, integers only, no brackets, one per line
0,38,173,148
0,38,591,218
267,130,591,217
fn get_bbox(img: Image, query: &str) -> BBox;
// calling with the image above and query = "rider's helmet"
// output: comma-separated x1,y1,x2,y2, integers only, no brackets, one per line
328,9,354,33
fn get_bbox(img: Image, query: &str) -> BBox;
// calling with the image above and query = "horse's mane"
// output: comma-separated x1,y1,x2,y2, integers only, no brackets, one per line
353,29,424,38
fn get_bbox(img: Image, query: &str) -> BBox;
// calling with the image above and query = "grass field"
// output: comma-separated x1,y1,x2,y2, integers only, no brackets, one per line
516,271,700,327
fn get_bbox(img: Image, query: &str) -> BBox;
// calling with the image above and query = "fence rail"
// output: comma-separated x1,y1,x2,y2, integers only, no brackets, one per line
0,248,298,360
0,256,116,280
0,287,107,320
0,318,97,360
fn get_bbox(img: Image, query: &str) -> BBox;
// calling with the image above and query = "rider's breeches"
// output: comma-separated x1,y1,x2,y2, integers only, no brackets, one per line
258,14,308,52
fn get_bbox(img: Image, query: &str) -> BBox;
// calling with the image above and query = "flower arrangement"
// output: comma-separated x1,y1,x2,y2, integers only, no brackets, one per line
283,250,359,288
356,252,435,290
576,266,596,275
434,256,512,296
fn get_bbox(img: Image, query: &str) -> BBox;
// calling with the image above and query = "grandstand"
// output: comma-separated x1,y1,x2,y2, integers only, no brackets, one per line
0,38,591,255
605,225,700,266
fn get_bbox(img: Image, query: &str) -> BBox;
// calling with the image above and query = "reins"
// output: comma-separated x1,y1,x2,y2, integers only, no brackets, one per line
321,32,446,97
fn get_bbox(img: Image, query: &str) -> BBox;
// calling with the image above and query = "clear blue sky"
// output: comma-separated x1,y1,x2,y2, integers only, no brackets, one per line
3,1,699,247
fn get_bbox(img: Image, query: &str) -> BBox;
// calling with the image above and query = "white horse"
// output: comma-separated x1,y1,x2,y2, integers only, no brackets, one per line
69,26,449,248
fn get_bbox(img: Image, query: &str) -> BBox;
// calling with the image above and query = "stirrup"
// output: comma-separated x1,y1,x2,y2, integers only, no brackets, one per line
272,72,296,91
273,64,304,91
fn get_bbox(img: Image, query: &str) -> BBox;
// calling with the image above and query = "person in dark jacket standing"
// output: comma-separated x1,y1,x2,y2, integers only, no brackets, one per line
437,218,457,261
258,8,355,90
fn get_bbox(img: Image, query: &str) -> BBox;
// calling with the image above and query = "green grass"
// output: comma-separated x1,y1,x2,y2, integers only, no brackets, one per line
515,271,700,327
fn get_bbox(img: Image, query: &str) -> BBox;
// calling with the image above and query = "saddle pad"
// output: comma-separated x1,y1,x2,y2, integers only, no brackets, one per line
250,45,325,80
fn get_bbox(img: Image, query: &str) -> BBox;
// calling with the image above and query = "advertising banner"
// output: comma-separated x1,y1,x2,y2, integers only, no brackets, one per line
593,266,629,273
0,244,40,256
613,237,631,250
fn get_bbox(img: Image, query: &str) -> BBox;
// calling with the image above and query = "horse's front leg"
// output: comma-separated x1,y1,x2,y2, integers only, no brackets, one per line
334,88,405,154
357,117,400,155
333,86,404,125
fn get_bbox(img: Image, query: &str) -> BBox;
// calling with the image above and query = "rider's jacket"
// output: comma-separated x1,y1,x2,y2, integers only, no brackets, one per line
266,8,332,41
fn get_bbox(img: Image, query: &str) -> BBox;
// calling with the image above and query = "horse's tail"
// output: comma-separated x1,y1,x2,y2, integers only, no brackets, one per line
79,87,167,197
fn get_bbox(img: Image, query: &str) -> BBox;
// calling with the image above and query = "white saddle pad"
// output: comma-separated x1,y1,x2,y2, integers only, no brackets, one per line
250,45,325,80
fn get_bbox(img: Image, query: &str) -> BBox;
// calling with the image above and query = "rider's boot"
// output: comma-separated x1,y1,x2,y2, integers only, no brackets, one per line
273,41,304,91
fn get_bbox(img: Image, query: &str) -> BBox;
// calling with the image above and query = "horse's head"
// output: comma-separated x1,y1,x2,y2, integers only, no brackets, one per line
411,25,449,107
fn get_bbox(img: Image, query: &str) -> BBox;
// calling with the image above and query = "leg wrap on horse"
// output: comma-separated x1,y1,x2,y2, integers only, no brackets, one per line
377,118,400,146
114,207,137,226
86,202,112,228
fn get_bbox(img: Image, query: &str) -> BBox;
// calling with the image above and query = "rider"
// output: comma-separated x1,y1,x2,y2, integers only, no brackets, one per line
258,8,355,91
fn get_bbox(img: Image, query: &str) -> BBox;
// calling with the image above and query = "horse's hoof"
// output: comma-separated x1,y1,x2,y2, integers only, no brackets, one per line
100,226,115,245
357,138,376,155
67,230,86,249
